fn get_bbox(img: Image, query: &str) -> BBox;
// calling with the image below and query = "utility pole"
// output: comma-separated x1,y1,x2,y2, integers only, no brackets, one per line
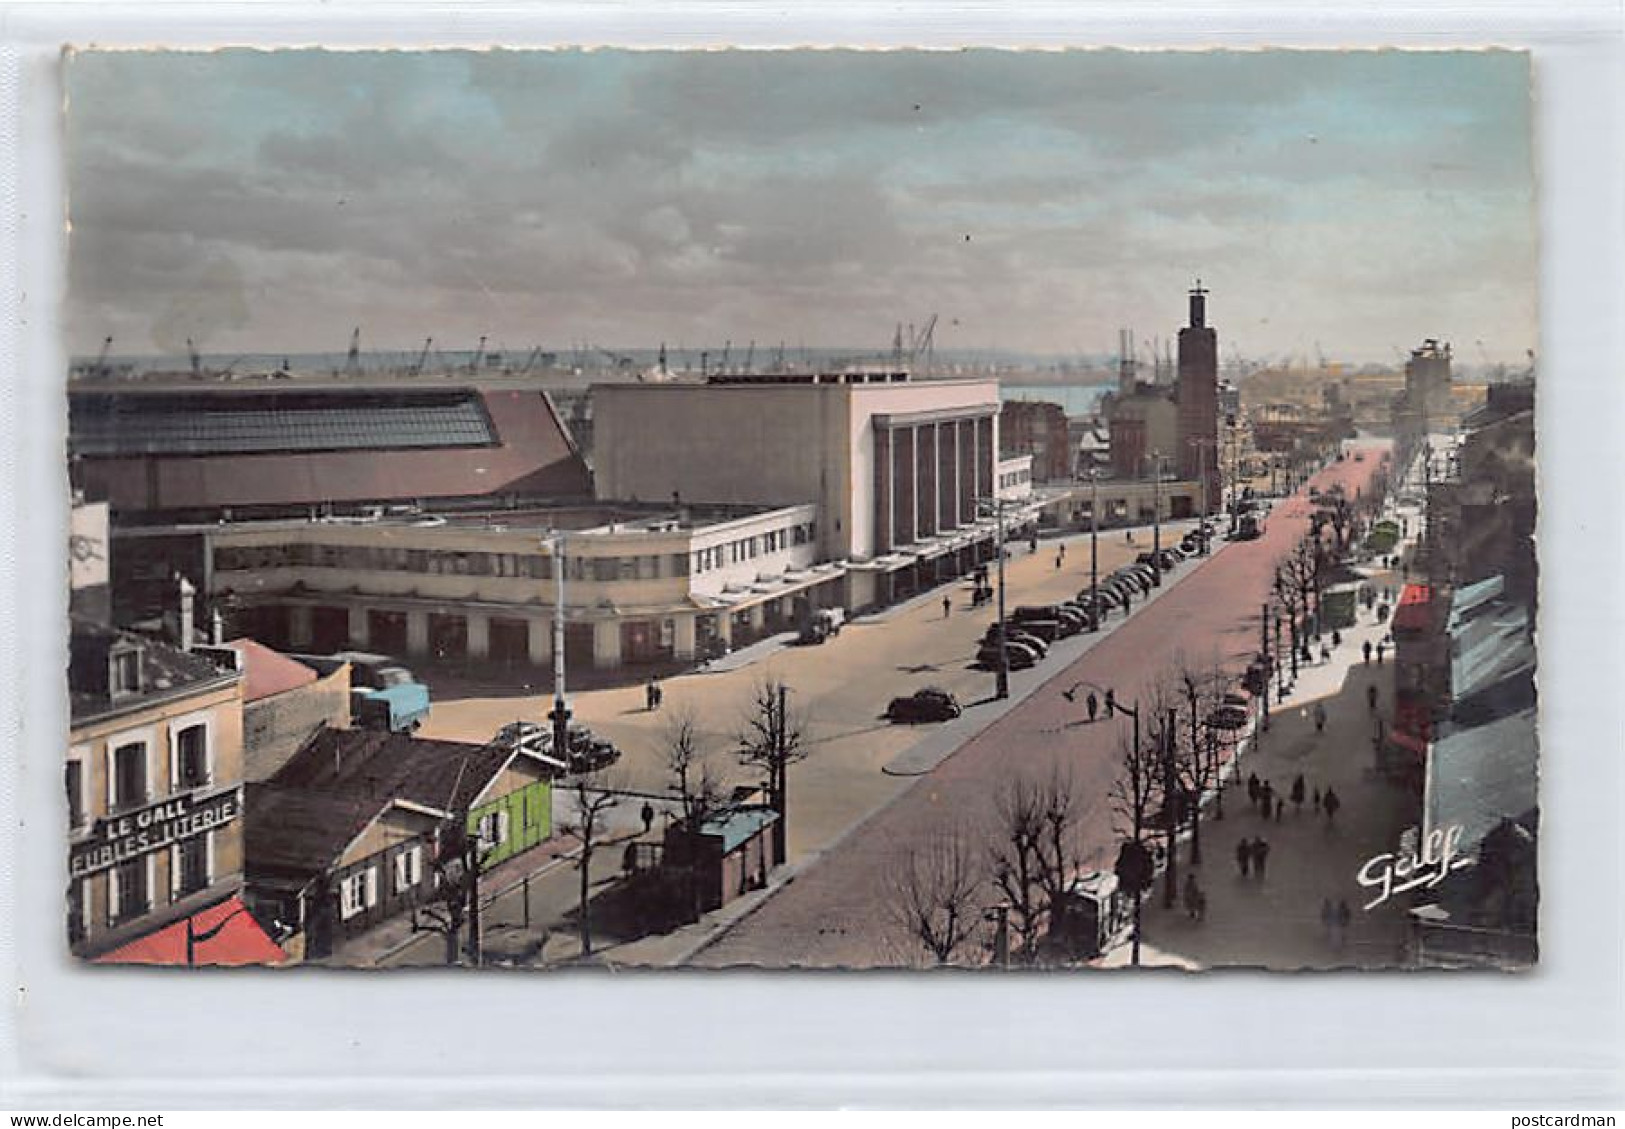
978,496,1011,699
1149,450,1163,587
1089,471,1100,631
1260,601,1272,727
549,534,571,763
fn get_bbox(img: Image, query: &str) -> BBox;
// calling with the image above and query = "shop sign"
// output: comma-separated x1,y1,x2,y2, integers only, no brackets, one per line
69,787,242,878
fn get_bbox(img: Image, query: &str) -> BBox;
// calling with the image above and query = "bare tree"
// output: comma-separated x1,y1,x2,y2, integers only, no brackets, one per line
988,767,1081,965
737,677,807,865
1173,653,1229,867
560,770,623,959
887,829,984,966
665,707,725,830
1107,723,1163,967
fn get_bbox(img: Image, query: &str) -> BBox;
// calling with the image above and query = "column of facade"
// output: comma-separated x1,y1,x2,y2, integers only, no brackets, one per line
938,420,958,531
288,605,314,650
884,428,897,555
406,610,430,657
959,419,977,522
591,619,621,670
918,422,938,538
466,611,490,660
347,606,370,649
527,617,552,665
673,614,697,661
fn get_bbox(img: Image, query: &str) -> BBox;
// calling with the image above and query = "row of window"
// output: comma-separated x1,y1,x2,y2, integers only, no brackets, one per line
68,717,213,828
999,468,1033,489
213,543,694,583
335,801,526,923
691,522,816,574
68,832,215,941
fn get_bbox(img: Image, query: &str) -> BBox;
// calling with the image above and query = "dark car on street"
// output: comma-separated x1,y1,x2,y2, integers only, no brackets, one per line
977,640,1038,670
885,687,963,724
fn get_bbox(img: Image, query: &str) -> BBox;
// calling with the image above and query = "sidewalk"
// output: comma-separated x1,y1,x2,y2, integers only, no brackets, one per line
1118,553,1420,969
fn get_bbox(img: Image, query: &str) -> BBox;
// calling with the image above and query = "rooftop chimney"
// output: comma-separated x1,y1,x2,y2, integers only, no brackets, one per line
177,575,196,652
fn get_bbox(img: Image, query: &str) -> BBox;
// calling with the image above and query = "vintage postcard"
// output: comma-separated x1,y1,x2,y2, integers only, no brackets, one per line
62,48,1537,970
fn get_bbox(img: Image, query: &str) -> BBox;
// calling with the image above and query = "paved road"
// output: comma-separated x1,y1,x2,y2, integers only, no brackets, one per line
693,443,1390,968
418,515,1210,865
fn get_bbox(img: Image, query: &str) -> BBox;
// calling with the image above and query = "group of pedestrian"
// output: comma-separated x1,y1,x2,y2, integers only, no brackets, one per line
1246,773,1284,822
1321,897,1353,947
1234,836,1272,878
644,679,665,711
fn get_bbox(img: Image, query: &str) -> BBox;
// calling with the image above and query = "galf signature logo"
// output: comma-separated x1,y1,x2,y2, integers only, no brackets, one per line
1356,824,1471,910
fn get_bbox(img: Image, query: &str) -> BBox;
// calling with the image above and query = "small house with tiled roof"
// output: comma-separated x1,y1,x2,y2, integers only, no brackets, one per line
244,726,556,958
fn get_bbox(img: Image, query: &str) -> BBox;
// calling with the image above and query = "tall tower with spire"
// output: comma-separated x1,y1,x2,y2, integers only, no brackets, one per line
1176,280,1220,507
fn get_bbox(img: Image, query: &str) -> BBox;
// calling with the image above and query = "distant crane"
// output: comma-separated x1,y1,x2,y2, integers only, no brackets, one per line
94,335,113,374
345,327,362,377
470,335,488,373
720,340,732,374
411,337,434,377
772,341,786,373
186,337,202,379
910,313,938,376
518,345,542,375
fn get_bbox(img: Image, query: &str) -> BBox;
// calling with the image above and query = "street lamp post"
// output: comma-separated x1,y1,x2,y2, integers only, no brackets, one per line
977,496,1011,699
1147,450,1163,587
1108,694,1145,967
548,533,572,762
1089,470,1101,630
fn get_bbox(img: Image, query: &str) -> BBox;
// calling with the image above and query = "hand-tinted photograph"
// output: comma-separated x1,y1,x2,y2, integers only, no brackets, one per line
62,48,1537,970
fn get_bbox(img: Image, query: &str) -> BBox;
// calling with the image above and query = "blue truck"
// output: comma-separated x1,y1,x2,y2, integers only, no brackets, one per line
313,651,432,733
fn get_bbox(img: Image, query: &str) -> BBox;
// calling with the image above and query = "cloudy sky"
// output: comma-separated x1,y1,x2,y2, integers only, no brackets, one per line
65,49,1536,364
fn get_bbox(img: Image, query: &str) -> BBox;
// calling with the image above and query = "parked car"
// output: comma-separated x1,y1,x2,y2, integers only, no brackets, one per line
798,607,845,645
984,623,1048,656
885,687,963,723
331,651,431,733
1015,618,1063,643
975,640,1040,666
491,721,571,775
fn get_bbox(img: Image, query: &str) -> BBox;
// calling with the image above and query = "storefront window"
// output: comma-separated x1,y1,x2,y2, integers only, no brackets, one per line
112,742,147,809
112,857,148,922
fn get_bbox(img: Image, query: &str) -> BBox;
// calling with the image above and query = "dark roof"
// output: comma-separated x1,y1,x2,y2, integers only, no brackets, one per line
69,617,237,726
69,387,591,515
69,389,496,457
245,727,510,878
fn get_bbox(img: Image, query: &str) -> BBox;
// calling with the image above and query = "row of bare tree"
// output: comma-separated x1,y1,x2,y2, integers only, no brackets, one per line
886,653,1248,968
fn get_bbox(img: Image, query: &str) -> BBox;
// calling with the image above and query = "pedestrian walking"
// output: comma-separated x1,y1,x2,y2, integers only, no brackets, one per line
1260,780,1275,817
654,682,664,708
1312,786,1322,811
1323,788,1342,823
1363,640,1373,665
1059,543,1067,563
1253,837,1271,878
1055,551,1063,571
1274,797,1284,822
1331,629,1342,648
1290,775,1306,811
1376,641,1386,664
1105,688,1116,718
640,801,655,835
1366,683,1379,712
1235,837,1252,877
1183,874,1203,920
1314,702,1327,733
1247,773,1260,806
1086,692,1099,723
645,680,657,711
942,595,952,619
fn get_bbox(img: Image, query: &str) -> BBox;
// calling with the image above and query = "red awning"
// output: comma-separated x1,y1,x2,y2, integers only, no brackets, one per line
94,896,286,967
1392,583,1435,633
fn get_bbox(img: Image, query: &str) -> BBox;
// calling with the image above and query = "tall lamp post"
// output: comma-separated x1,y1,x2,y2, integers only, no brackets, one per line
548,533,572,760
977,497,1011,699
1107,693,1146,966
1089,469,1101,630
1146,450,1164,587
